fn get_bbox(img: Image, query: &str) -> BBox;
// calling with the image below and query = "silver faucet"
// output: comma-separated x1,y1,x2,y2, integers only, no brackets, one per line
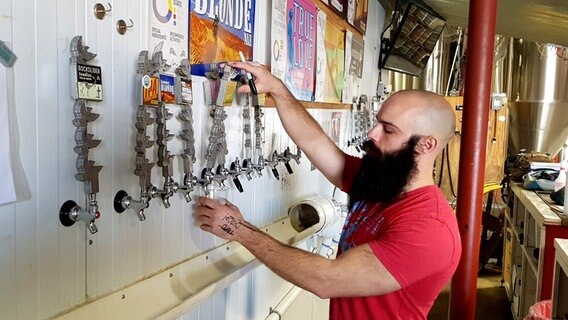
59,193,100,234
229,157,245,192
265,151,281,180
113,187,155,221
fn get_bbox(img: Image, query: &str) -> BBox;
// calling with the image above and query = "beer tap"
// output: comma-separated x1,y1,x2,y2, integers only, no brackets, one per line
281,146,302,174
114,50,168,220
211,66,237,186
228,157,245,192
265,150,281,180
358,95,370,151
200,64,236,194
60,35,103,234
233,80,254,187
175,59,198,202
347,96,359,150
114,104,156,221
155,102,177,208
251,93,266,177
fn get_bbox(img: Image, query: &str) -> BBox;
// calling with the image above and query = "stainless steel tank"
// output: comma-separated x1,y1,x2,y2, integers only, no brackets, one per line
507,39,568,156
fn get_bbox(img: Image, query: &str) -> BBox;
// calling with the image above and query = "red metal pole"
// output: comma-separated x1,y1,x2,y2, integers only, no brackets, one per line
448,0,498,319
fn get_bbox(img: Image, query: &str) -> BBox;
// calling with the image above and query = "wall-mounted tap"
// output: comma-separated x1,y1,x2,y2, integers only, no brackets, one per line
113,186,156,221
288,147,302,165
252,155,266,177
229,157,245,192
281,147,302,174
59,194,100,234
265,151,280,180
177,173,198,202
62,36,104,233
199,168,215,196
213,164,230,186
241,158,255,181
157,176,177,208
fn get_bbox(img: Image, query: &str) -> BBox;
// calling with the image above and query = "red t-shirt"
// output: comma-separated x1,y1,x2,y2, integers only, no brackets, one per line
330,155,461,320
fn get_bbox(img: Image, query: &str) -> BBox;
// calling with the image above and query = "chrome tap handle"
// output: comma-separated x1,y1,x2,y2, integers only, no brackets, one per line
241,159,254,181
229,158,244,193
266,151,280,180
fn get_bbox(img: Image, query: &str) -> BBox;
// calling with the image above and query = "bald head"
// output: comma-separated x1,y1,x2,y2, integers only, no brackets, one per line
386,90,456,149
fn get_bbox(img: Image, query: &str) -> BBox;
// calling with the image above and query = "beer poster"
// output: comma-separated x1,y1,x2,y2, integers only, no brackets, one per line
271,0,317,102
189,0,256,76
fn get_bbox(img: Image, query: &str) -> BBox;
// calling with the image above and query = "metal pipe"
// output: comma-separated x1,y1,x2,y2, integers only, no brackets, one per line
448,0,498,319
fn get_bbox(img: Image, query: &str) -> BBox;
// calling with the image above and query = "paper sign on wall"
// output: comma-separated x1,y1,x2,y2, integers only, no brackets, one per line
0,64,17,205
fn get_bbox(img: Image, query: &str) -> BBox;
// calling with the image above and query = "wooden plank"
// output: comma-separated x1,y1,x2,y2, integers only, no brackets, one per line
435,96,508,200
315,1,363,37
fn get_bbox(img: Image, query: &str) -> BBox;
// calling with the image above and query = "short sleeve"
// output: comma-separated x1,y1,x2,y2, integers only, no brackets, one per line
368,216,459,287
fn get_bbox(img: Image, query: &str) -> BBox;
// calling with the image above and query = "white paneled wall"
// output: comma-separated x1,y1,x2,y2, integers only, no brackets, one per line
0,0,384,319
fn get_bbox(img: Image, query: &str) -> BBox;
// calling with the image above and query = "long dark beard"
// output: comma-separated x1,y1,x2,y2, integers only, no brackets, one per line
348,135,421,210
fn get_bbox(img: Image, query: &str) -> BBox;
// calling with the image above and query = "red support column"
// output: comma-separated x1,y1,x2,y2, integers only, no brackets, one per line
448,0,498,319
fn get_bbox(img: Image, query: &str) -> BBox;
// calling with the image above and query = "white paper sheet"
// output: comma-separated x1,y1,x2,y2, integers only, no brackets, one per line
0,64,16,205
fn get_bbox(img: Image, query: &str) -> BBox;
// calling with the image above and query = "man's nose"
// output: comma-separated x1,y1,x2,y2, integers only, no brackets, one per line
367,125,380,141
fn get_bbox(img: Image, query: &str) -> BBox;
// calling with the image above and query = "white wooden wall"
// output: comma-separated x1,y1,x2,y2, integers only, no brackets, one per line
0,0,384,319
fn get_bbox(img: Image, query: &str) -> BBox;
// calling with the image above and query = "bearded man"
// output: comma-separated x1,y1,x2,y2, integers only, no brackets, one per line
197,61,461,320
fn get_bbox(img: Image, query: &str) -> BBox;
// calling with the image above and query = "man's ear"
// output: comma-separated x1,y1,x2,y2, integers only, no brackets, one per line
415,136,438,154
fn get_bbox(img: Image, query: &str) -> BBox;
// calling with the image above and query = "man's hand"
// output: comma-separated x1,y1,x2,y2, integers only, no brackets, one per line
227,61,288,98
196,197,250,241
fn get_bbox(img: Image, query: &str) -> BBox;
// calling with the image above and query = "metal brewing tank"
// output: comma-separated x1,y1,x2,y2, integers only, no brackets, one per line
507,39,568,156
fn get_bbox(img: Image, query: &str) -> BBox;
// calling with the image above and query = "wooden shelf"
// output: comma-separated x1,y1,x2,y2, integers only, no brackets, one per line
263,94,351,110
315,1,363,38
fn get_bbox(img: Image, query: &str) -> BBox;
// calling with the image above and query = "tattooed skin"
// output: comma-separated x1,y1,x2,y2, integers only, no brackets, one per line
219,215,242,236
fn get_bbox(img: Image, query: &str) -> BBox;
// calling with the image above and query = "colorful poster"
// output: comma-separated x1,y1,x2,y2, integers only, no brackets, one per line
149,0,189,71
314,10,327,102
323,20,344,103
272,0,317,101
189,0,256,76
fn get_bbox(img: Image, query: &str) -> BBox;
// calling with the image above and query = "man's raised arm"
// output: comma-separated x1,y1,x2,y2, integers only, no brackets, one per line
228,61,345,188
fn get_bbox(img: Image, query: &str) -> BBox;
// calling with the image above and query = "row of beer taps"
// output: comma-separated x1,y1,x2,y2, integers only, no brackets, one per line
112,52,302,222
